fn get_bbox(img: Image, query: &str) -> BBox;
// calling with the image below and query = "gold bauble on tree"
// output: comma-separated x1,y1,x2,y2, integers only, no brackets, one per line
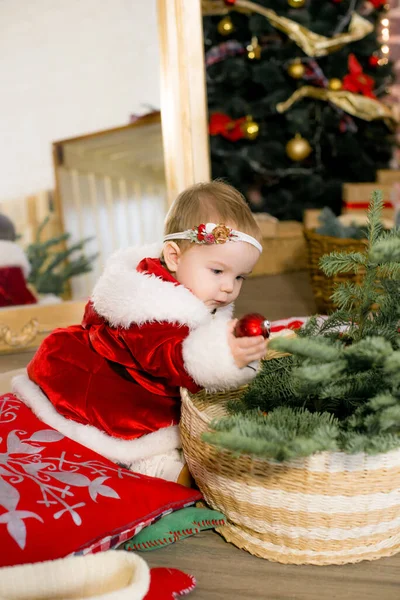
328,78,343,91
287,0,306,7
242,116,260,140
286,133,312,161
247,36,261,60
287,60,305,79
217,16,235,36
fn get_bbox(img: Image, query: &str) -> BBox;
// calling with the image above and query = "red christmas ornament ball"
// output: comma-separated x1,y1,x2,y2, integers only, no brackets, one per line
368,55,380,67
224,0,237,4
234,313,271,338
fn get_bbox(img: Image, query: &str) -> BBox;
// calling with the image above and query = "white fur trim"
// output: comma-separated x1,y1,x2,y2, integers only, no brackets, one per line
0,240,30,276
91,243,210,329
12,374,181,465
0,551,150,600
182,305,258,392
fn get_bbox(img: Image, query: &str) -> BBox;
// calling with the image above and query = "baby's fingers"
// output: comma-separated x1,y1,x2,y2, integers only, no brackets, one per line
236,335,265,349
227,319,238,336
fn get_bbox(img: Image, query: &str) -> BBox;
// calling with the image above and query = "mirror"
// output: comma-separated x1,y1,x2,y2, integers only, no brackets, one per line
0,0,192,356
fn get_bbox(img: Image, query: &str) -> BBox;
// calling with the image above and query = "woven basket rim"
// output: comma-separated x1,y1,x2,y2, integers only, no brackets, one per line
181,388,400,467
303,227,368,245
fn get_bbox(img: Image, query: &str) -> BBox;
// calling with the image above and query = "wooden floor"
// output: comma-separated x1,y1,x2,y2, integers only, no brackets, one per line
145,531,400,600
2,271,400,599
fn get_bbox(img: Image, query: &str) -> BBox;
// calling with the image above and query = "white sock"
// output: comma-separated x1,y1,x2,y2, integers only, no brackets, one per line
129,449,185,482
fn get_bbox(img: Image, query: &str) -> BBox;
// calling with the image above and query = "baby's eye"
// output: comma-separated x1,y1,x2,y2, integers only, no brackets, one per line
236,275,246,281
211,269,223,275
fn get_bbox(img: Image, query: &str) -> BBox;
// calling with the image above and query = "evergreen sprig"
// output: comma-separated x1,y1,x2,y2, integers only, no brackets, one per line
316,207,367,240
205,191,400,461
26,215,98,296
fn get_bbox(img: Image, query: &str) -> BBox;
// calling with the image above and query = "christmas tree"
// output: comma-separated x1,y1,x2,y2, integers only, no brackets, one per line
204,192,400,460
204,0,396,220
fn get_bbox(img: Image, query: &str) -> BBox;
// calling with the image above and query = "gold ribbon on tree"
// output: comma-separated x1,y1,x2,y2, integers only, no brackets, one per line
202,0,373,57
276,87,399,130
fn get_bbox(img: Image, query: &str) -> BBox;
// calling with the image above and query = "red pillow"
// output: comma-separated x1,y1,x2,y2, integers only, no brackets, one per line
0,393,201,567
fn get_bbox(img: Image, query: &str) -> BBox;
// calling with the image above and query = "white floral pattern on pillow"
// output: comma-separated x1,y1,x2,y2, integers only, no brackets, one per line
0,395,138,550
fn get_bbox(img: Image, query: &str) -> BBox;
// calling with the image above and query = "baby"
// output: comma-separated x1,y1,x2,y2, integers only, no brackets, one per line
13,181,266,483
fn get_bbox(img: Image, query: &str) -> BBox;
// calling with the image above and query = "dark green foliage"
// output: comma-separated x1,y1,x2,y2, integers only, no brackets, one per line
26,215,98,296
205,192,400,460
204,1,395,219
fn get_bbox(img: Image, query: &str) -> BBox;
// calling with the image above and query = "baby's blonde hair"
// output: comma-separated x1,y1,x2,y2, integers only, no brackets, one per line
163,181,262,253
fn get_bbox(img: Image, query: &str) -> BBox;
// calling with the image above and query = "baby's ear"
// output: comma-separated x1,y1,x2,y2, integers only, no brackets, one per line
163,241,181,272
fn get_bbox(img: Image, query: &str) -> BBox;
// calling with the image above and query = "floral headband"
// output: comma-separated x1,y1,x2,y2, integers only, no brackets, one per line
163,223,262,253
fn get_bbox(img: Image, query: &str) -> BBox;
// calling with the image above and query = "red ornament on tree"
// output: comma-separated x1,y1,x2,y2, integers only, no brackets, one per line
209,112,247,142
342,53,376,98
368,55,380,67
224,0,237,5
368,0,387,8
234,313,271,338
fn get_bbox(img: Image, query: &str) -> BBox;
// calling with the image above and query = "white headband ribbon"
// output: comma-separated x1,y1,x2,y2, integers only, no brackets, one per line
163,223,262,253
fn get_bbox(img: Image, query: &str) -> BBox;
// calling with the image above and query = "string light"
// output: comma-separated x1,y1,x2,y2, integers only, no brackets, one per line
378,7,390,65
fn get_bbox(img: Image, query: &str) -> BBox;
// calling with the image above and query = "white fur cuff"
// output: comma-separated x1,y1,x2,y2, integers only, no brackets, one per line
182,318,258,392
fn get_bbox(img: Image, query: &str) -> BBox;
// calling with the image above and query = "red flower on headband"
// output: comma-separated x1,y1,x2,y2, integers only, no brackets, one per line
197,224,206,241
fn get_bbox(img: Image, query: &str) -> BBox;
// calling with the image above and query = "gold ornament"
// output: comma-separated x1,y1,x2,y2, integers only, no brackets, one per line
247,36,261,60
276,86,399,130
286,133,312,161
243,116,260,140
203,1,373,57
217,15,234,36
328,78,342,91
288,0,305,7
287,60,305,79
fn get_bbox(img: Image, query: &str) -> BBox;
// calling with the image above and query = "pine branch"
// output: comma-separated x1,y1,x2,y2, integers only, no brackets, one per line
370,237,400,264
25,216,97,296
207,191,400,461
320,251,366,276
330,281,364,313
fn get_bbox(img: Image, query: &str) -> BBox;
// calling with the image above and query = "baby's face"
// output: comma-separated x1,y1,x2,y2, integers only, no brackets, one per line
173,241,260,309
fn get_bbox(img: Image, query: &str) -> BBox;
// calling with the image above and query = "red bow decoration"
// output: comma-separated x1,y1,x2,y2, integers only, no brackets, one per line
342,54,376,99
368,0,387,8
209,112,247,141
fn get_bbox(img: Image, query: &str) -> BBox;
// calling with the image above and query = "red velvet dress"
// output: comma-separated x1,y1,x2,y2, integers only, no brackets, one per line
15,245,256,475
27,259,201,441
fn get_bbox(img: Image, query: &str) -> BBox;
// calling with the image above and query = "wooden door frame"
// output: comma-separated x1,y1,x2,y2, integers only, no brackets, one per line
157,0,211,206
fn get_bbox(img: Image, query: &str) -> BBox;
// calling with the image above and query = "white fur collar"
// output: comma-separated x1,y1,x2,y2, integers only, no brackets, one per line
0,240,30,277
92,243,217,329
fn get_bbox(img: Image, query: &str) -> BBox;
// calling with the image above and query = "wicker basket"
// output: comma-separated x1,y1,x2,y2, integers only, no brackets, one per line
303,228,367,314
180,375,400,565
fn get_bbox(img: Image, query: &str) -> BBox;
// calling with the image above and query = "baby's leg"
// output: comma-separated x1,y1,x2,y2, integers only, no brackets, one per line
129,449,189,484
176,464,194,487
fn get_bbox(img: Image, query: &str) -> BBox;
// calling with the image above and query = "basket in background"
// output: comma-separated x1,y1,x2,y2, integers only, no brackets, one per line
303,228,367,313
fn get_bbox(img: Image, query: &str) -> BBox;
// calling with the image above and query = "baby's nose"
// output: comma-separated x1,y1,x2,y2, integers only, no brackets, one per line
221,279,234,293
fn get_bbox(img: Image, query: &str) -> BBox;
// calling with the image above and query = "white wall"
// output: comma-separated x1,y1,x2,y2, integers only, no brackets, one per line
0,0,160,202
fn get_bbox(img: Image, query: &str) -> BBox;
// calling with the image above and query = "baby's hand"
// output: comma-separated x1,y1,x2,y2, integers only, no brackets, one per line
227,319,268,369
